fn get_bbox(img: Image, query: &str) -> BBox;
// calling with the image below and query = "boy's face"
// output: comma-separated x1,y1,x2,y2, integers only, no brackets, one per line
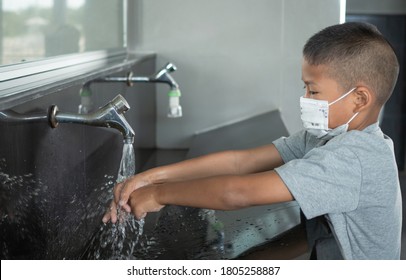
301,59,356,129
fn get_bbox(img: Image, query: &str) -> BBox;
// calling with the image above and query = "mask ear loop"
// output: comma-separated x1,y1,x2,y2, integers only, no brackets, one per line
346,111,359,124
328,87,357,106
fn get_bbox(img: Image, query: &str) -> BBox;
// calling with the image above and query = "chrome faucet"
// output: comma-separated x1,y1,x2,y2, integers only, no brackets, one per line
0,95,135,144
94,62,182,118
49,94,135,144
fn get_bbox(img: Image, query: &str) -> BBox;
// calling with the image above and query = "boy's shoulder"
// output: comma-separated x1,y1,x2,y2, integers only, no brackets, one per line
321,123,396,166
274,123,393,163
328,123,392,151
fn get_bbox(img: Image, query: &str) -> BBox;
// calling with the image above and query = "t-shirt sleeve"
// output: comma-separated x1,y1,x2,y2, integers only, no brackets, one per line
273,130,308,163
274,144,362,219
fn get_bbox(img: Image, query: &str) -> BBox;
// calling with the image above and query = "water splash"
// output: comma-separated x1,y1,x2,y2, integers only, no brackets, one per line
0,158,48,259
87,142,146,259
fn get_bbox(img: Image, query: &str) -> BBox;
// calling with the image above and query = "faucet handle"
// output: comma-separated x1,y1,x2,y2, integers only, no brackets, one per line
110,94,130,114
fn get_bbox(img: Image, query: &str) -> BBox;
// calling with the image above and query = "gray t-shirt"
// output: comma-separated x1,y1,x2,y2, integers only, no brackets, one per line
273,123,402,259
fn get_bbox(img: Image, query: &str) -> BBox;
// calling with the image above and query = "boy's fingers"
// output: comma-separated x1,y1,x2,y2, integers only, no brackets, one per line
121,203,131,213
110,205,118,223
102,211,110,223
118,179,136,207
113,182,124,204
102,201,118,224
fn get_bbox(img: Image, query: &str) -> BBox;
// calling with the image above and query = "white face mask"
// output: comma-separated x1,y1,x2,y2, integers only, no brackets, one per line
300,87,358,140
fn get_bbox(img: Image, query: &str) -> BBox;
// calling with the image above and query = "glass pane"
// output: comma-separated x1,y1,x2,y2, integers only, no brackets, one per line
0,0,124,66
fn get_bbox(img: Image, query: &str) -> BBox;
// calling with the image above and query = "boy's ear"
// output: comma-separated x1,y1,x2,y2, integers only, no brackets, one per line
353,86,372,111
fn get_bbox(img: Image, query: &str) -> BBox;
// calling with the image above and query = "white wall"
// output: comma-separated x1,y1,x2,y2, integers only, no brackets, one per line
346,0,406,14
130,0,341,148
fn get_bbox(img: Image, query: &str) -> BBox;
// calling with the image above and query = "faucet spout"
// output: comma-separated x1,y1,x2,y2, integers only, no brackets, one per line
100,62,179,89
146,62,179,89
0,95,135,143
49,94,135,143
94,62,183,118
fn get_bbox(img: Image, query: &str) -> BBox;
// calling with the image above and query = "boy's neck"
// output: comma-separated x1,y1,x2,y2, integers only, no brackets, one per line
350,108,381,131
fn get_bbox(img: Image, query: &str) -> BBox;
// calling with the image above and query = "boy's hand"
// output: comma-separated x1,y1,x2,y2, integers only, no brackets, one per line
102,181,130,223
102,173,152,223
117,173,156,208
128,184,164,220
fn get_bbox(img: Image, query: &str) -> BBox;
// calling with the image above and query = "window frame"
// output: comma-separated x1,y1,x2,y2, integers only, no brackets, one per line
0,0,129,110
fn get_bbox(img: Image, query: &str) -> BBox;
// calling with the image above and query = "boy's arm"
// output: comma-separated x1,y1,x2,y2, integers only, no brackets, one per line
118,144,284,204
129,170,293,220
103,144,284,223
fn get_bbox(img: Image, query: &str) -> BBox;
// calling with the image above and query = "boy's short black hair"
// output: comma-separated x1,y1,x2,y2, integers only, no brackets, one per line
303,22,399,106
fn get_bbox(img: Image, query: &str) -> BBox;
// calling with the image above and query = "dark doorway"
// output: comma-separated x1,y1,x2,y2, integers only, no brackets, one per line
346,14,406,171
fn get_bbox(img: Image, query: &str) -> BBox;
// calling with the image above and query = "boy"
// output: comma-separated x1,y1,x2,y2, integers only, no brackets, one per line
103,22,402,260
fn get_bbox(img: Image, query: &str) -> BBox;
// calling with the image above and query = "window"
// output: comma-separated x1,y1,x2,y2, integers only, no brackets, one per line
0,0,126,65
0,0,128,110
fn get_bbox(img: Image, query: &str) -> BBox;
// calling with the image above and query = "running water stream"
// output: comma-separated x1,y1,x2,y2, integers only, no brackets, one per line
116,142,136,184
89,142,146,259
